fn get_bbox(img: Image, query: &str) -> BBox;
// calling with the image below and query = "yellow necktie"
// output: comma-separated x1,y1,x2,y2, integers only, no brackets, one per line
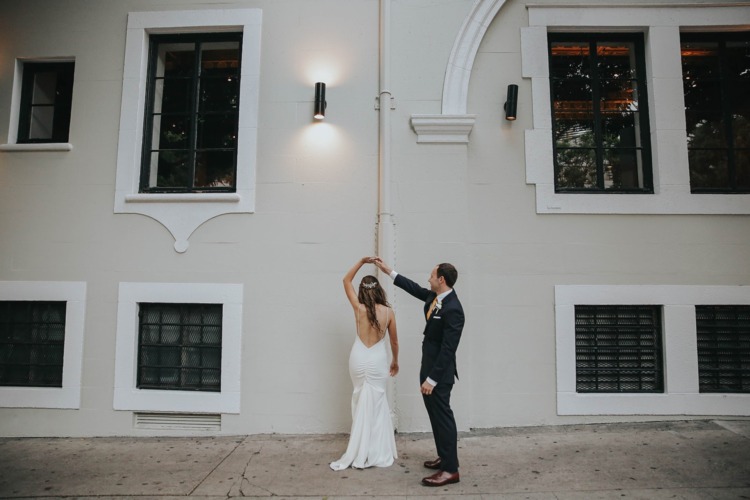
426,297,438,319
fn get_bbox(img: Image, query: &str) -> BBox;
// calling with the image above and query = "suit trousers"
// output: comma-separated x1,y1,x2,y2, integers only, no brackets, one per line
422,381,458,473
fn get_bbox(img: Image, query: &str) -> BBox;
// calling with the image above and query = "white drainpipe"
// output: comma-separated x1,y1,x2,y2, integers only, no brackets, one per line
377,0,398,429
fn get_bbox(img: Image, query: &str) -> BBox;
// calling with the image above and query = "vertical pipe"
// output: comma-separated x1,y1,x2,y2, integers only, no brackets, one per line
377,0,398,429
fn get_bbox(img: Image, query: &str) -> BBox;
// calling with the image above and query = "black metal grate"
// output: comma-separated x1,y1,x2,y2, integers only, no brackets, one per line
0,301,66,387
137,303,222,392
696,305,750,393
575,305,664,393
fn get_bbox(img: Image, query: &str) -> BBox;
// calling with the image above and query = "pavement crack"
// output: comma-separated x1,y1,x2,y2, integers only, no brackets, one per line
238,442,274,497
188,438,245,497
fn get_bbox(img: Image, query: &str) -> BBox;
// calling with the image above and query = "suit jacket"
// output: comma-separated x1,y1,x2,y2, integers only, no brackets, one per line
394,274,465,384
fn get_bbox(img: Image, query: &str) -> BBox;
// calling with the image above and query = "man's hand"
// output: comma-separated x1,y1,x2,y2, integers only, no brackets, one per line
372,257,393,276
421,380,435,395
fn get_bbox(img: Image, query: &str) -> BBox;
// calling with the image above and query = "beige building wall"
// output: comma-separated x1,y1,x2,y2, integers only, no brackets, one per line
0,0,748,437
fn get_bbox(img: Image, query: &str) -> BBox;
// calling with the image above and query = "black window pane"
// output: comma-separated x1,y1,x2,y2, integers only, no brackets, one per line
737,150,750,188
603,148,643,190
0,301,66,387
682,33,750,193
685,112,727,149
137,303,222,392
147,151,189,189
141,34,240,193
550,42,591,79
696,305,750,393
195,150,236,188
550,34,651,193
725,40,750,79
556,148,597,189
17,62,74,143
689,149,729,189
154,78,192,114
596,42,637,80
575,305,664,393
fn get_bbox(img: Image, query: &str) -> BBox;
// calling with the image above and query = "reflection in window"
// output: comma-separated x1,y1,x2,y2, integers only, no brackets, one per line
141,33,241,193
681,33,750,193
18,62,75,143
549,34,652,193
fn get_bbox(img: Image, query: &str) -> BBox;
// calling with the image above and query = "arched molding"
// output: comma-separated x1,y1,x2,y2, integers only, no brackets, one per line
410,0,510,143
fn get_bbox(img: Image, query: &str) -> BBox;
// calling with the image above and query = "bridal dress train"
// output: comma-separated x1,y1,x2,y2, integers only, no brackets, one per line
330,309,397,470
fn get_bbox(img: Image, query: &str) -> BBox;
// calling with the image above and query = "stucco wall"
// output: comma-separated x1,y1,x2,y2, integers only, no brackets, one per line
0,0,748,437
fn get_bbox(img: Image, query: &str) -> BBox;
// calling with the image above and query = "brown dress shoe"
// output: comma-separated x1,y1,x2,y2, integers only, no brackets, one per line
421,470,460,487
423,457,442,469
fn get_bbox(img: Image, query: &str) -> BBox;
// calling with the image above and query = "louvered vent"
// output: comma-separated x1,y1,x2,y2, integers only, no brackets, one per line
575,305,664,393
134,412,221,431
696,305,750,393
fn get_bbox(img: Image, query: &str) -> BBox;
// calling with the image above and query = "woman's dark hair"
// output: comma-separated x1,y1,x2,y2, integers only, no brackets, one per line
358,275,390,329
437,263,458,288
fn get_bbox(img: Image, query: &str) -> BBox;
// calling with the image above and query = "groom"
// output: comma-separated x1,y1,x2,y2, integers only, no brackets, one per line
374,258,465,487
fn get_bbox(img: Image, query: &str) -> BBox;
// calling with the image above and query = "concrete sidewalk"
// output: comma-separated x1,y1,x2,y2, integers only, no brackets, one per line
1,420,749,499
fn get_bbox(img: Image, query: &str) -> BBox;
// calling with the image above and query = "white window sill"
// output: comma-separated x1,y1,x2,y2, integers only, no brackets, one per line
0,143,73,152
125,193,241,203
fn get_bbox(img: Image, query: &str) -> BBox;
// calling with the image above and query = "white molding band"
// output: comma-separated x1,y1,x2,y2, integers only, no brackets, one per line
410,114,477,144
555,285,750,417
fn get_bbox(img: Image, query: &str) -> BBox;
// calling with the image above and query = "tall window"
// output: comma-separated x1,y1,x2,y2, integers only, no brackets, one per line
696,305,750,393
17,62,75,143
137,303,222,392
681,33,750,193
575,305,664,393
548,34,652,193
0,301,66,387
141,33,241,193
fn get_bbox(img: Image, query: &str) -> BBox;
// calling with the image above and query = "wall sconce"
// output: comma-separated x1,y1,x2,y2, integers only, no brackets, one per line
314,82,327,120
504,84,518,121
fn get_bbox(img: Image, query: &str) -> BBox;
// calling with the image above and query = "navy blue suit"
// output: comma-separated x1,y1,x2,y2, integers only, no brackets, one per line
394,273,464,473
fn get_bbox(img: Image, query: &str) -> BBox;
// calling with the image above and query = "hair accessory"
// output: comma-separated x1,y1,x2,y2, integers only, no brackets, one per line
362,282,377,289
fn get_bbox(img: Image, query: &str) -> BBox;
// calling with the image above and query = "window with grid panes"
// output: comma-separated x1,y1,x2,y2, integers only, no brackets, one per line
18,62,75,143
0,301,66,387
548,34,653,193
575,305,664,393
681,33,750,193
696,305,750,393
137,303,222,392
141,33,241,193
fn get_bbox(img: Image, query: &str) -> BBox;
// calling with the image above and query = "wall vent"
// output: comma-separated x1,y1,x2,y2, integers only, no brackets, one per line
134,412,221,431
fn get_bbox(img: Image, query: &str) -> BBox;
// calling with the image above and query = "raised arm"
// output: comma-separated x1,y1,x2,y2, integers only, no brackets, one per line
343,257,371,310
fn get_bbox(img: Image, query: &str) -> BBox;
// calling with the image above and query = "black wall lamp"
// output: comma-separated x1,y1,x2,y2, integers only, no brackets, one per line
504,84,518,121
314,82,327,120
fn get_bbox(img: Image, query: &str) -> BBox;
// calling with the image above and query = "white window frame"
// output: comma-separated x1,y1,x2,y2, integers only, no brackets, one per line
114,10,262,253
555,285,750,416
522,4,750,214
0,57,76,153
0,281,86,409
114,282,243,414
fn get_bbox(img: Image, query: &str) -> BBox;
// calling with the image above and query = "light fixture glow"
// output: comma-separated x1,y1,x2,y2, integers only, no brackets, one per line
314,82,327,120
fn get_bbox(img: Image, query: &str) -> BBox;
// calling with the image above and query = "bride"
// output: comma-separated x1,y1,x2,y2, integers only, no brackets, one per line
330,257,399,470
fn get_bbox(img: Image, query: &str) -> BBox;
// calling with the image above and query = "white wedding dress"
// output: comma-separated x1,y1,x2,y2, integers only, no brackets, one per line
330,307,398,470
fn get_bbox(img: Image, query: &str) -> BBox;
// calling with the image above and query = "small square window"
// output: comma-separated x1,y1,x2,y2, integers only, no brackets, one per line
17,62,75,143
575,305,664,393
137,303,222,392
0,301,67,387
696,305,750,393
